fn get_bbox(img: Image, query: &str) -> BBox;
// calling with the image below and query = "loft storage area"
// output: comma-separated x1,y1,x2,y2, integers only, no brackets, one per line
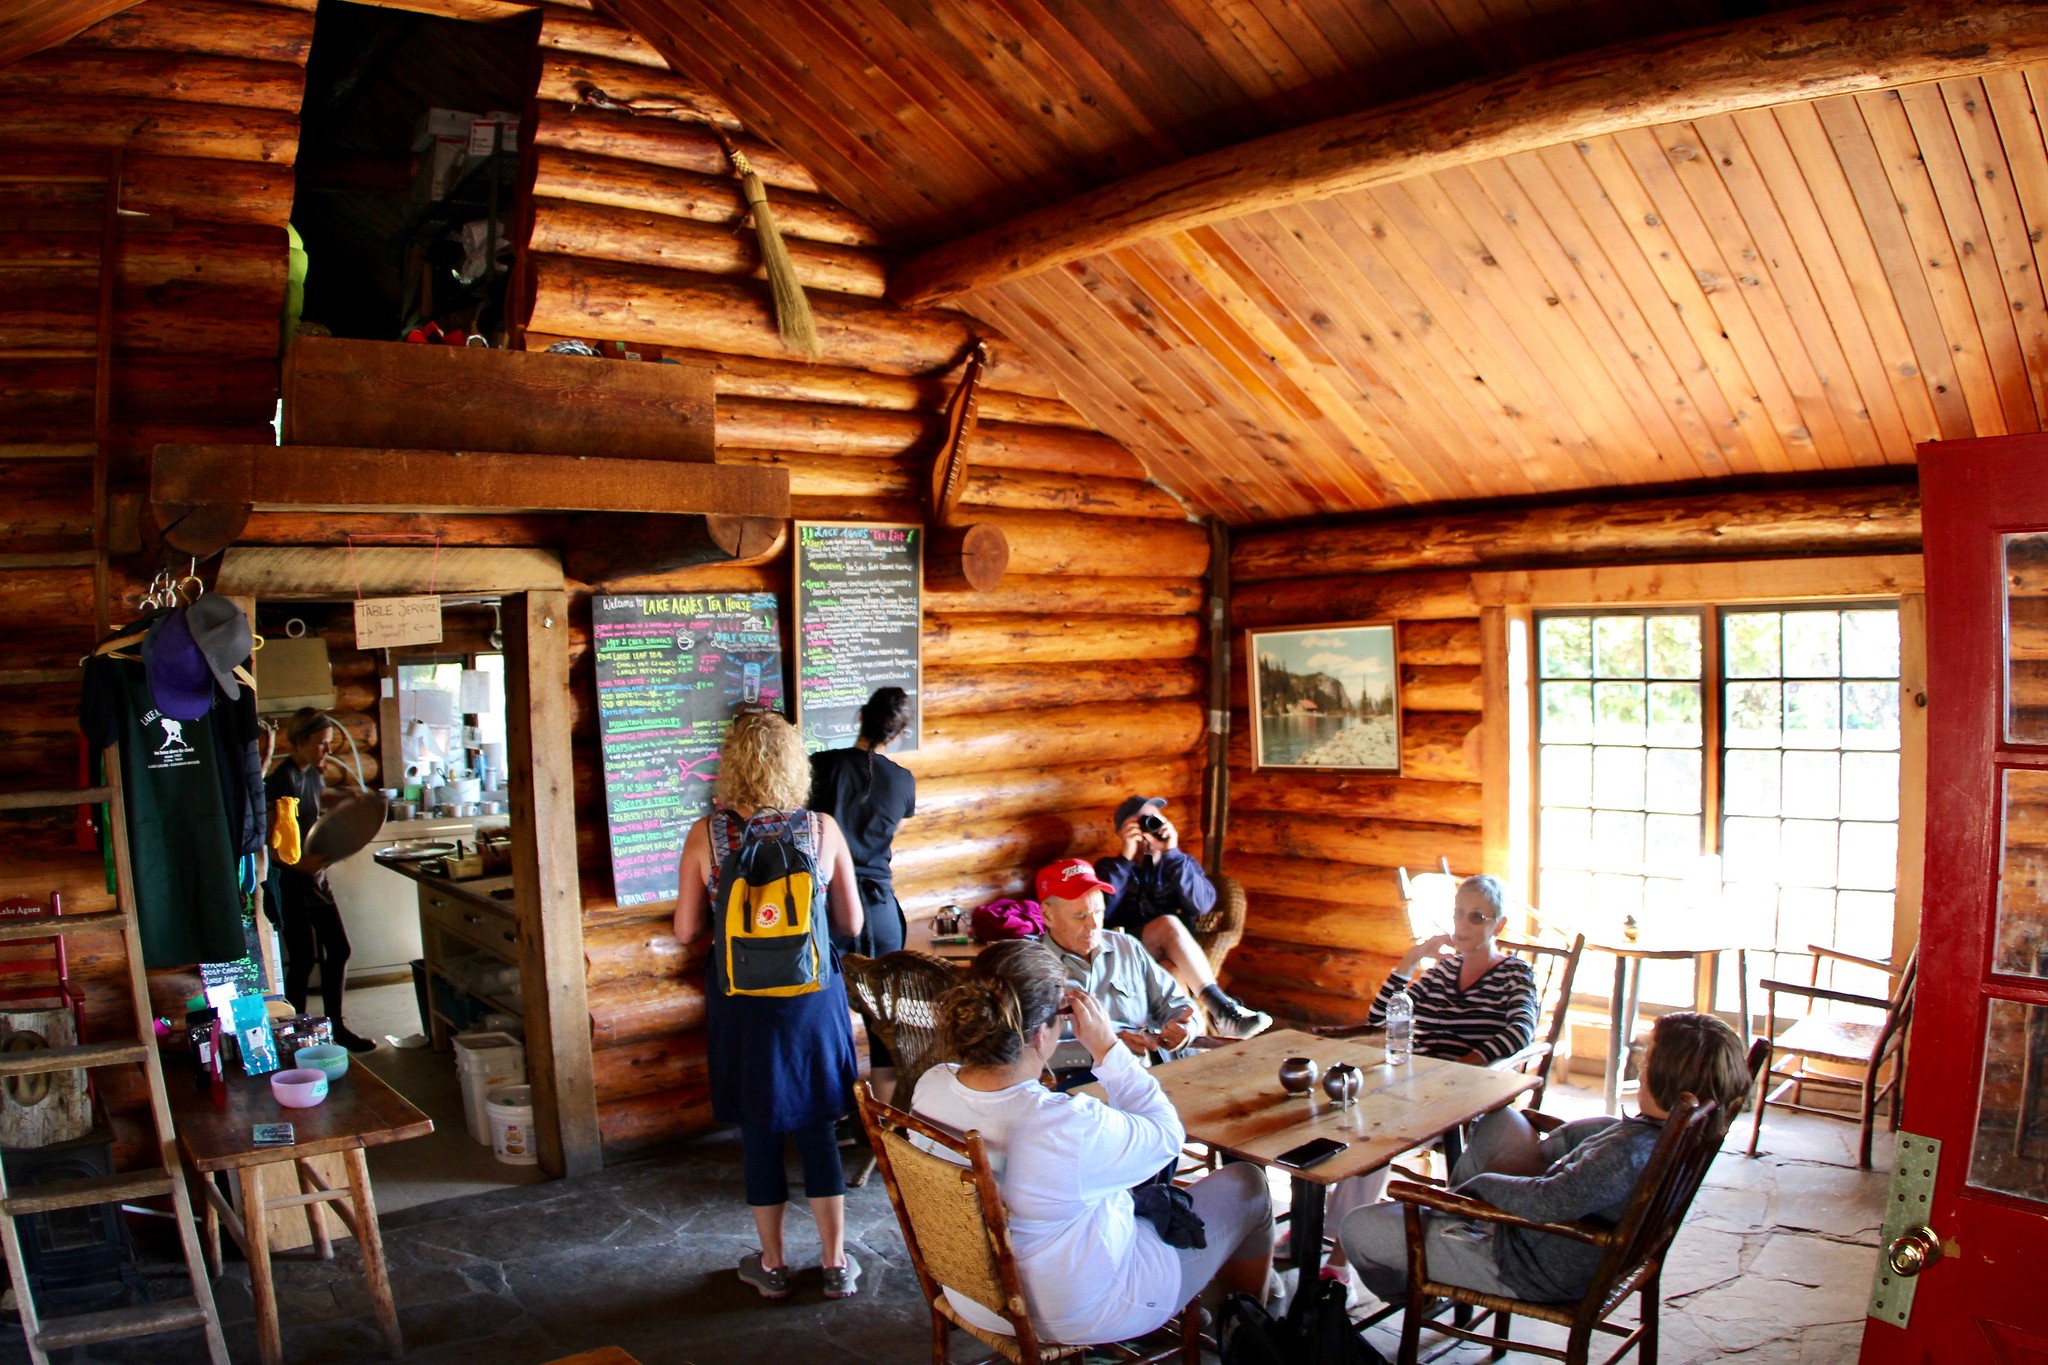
291,0,536,343
0,2,2041,1363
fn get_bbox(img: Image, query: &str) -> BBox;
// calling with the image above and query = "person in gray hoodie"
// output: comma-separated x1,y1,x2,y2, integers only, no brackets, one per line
1342,1011,1752,1306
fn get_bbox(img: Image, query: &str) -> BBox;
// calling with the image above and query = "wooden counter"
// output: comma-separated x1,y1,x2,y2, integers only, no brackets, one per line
378,860,520,1049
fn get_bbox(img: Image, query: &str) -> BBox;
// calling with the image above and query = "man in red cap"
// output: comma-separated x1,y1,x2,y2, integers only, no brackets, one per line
1036,858,1263,1055
1097,797,1270,1039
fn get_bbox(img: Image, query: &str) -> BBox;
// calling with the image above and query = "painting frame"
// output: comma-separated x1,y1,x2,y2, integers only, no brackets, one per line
1246,621,1403,773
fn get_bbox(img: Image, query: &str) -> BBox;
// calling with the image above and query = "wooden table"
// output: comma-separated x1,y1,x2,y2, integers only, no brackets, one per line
1087,1028,1536,1294
1572,923,1744,1114
169,1063,433,1365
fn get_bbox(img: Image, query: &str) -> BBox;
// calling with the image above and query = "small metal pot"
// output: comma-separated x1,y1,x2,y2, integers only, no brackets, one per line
1278,1056,1319,1098
1322,1062,1362,1108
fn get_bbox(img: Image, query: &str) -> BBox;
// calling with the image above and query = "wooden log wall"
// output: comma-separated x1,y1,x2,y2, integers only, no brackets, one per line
527,6,1212,1159
0,0,308,1167
1220,481,1924,1028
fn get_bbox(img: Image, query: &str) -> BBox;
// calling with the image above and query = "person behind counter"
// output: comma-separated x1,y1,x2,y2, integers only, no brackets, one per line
674,710,866,1301
808,687,917,1101
264,708,376,1053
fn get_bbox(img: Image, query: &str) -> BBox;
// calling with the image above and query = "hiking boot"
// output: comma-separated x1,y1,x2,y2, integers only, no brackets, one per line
1202,991,1272,1040
821,1252,861,1299
738,1252,790,1300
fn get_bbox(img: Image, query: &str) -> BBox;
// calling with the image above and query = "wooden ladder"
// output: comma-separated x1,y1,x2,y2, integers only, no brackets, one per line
0,774,229,1364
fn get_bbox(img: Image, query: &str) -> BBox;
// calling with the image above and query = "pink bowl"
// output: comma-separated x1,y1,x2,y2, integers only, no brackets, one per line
270,1068,329,1108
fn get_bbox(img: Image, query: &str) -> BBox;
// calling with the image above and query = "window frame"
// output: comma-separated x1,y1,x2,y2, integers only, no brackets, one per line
1474,554,1928,1008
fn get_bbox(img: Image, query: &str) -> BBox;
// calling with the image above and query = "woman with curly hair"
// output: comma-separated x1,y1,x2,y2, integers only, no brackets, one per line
674,710,865,1301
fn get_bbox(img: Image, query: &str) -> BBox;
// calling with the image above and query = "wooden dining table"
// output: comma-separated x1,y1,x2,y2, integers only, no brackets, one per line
1570,921,1747,1114
1085,1028,1537,1295
169,1063,433,1365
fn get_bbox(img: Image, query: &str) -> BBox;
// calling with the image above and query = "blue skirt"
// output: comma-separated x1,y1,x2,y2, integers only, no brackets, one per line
706,973,858,1132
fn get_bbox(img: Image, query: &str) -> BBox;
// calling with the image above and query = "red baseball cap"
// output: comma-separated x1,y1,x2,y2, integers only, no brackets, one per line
1036,858,1113,903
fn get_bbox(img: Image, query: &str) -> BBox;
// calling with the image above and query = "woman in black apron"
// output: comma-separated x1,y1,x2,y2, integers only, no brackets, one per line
808,688,915,1093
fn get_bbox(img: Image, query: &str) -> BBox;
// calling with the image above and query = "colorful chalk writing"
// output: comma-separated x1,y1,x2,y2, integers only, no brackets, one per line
591,593,783,908
794,522,921,755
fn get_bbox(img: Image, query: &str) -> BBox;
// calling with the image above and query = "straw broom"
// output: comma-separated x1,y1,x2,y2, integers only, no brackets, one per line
578,88,819,359
714,128,820,360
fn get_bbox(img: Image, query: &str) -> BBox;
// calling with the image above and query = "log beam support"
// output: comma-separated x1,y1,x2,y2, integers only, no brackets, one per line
891,4,2048,306
563,512,786,586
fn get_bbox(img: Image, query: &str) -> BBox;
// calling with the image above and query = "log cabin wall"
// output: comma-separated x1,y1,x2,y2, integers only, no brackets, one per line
0,0,308,1165
521,6,1214,1158
1220,481,1926,1029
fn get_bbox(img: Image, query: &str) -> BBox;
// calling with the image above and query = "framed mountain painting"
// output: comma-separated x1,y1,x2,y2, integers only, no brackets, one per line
1246,622,1401,772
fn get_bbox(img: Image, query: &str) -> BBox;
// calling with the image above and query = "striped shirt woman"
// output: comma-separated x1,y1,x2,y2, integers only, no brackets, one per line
1365,952,1539,1063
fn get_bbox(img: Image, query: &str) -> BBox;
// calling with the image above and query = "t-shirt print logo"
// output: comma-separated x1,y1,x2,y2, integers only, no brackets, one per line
755,901,781,929
155,717,193,756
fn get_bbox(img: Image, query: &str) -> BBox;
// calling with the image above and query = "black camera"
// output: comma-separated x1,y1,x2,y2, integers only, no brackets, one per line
1137,813,1168,836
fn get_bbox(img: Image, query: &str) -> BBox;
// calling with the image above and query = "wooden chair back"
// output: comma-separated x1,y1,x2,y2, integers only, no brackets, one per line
1396,860,1459,940
1583,1093,1722,1319
1188,874,1246,975
853,1081,1050,1358
1495,931,1585,1106
841,950,961,1097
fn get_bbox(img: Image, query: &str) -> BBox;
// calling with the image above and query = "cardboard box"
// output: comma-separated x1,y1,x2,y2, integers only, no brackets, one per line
466,110,519,158
413,107,480,152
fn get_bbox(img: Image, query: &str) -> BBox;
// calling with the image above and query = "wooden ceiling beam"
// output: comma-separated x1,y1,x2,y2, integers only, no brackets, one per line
0,0,145,71
891,2,2048,308
151,444,790,519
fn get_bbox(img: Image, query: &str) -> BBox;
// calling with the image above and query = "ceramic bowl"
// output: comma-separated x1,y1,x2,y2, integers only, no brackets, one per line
294,1043,349,1079
1322,1062,1362,1107
1278,1056,1319,1097
270,1068,329,1108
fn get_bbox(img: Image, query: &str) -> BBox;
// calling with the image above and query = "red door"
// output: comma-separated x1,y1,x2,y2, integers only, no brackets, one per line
1860,436,2048,1363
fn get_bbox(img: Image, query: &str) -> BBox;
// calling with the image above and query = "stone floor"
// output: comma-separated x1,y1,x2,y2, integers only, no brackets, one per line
7,1078,1888,1364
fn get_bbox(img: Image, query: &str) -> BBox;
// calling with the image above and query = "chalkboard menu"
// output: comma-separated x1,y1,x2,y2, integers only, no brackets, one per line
591,592,782,908
794,522,922,754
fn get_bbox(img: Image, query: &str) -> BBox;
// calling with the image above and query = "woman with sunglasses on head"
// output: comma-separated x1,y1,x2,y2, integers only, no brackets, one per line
1312,874,1539,1294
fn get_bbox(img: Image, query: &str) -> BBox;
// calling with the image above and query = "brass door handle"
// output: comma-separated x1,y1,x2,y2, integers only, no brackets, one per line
1886,1226,1942,1277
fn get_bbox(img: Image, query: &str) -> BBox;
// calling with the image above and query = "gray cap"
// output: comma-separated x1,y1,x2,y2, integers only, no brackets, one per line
1113,795,1168,827
185,593,252,699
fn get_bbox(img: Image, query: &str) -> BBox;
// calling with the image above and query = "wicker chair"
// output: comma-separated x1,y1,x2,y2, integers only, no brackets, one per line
854,1082,1201,1365
1188,873,1246,976
842,950,962,1187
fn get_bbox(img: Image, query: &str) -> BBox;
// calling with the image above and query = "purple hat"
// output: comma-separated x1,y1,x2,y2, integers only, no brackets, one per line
142,607,216,720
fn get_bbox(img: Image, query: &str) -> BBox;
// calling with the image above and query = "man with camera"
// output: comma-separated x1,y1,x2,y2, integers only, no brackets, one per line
1095,796,1271,1040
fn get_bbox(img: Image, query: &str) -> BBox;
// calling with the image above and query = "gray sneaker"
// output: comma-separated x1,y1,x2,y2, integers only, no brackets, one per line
738,1251,790,1299
821,1252,862,1299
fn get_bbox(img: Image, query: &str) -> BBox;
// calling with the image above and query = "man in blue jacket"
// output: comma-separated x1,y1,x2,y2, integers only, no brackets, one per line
1095,796,1270,1040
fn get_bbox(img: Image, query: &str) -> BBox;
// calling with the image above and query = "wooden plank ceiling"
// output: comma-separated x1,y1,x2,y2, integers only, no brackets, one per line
595,4,2048,522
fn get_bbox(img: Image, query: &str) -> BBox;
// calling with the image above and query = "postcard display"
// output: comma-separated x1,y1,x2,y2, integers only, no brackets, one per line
794,523,922,753
591,593,783,907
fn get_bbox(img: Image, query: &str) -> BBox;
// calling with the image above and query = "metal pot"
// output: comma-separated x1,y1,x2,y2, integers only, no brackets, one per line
1322,1062,1362,1108
1278,1056,1319,1098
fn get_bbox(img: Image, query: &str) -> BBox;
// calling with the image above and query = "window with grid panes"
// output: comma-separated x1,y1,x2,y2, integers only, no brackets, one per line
1534,605,1902,1009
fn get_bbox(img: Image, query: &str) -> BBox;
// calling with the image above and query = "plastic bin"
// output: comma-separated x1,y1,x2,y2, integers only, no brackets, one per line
453,1031,525,1144
485,1084,537,1165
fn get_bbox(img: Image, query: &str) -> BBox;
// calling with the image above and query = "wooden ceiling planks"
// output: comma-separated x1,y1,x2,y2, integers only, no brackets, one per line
600,1,2048,522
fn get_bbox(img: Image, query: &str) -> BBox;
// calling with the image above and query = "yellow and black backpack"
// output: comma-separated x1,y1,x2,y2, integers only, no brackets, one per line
711,808,831,998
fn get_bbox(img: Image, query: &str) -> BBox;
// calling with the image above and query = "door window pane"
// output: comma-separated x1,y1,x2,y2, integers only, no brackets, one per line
1995,767,2048,979
2007,532,2048,744
1967,998,2048,1205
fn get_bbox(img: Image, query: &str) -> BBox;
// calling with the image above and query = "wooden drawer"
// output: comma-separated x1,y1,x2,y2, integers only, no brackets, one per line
420,888,519,959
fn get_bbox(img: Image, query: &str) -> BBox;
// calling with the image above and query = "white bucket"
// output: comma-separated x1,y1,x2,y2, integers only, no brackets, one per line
485,1084,537,1165
453,1031,525,1145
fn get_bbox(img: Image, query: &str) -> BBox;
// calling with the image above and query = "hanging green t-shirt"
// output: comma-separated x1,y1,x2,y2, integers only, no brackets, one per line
80,656,247,967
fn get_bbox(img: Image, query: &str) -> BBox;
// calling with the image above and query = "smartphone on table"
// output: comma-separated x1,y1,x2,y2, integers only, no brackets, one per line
1273,1136,1349,1171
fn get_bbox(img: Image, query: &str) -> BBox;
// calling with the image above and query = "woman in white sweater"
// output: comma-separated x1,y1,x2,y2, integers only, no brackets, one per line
912,939,1273,1346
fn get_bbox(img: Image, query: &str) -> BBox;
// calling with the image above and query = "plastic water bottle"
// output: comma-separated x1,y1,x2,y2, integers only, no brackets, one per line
1385,987,1414,1066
